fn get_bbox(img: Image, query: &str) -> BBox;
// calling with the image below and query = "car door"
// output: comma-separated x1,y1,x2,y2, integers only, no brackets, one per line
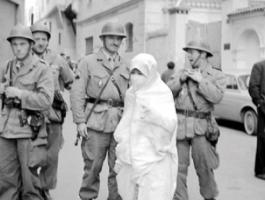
214,74,241,121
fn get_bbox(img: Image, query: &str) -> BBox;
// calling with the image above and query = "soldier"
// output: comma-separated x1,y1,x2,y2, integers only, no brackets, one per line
70,22,129,200
31,22,74,200
0,24,54,200
167,41,226,200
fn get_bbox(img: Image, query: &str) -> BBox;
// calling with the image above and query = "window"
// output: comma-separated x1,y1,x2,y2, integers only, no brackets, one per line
58,32,61,45
224,43,230,50
226,75,238,90
125,23,133,52
30,14,34,25
85,36,93,55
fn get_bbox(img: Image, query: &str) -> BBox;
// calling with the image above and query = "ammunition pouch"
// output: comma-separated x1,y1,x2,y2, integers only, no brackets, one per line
26,110,45,140
51,90,68,123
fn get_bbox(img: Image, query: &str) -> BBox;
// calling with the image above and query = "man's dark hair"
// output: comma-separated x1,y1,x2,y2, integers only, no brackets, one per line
167,61,175,69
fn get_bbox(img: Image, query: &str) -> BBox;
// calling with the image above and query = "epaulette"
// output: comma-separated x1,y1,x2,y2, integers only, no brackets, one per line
212,66,222,71
37,58,49,67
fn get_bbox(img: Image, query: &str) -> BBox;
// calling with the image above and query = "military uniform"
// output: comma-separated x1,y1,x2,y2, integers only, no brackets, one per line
70,48,129,200
39,49,74,191
167,63,226,200
0,54,54,200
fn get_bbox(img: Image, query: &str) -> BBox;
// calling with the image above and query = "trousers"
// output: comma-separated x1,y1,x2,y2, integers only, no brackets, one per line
173,136,219,200
79,129,122,200
40,123,63,190
0,137,44,200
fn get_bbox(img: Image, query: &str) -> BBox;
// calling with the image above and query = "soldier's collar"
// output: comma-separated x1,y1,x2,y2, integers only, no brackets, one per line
17,53,33,68
101,48,119,62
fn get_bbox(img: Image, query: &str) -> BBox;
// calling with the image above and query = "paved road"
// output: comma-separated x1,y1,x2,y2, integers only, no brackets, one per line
51,94,265,200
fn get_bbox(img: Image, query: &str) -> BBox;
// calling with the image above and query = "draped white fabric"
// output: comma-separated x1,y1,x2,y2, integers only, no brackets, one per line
114,53,178,200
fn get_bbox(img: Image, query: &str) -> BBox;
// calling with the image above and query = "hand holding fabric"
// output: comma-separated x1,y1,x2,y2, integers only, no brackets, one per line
180,69,188,83
5,86,22,99
187,70,202,83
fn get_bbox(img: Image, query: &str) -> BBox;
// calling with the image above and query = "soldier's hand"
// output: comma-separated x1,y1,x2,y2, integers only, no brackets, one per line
0,82,8,94
5,86,22,99
180,70,188,83
77,123,88,139
187,70,202,83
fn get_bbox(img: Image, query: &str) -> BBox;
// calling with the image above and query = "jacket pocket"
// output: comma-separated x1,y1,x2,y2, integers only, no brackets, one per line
18,79,37,90
84,103,108,132
28,137,48,168
88,74,109,96
48,108,63,123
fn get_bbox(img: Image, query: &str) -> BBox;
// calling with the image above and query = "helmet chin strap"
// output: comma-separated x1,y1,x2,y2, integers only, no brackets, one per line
191,52,201,69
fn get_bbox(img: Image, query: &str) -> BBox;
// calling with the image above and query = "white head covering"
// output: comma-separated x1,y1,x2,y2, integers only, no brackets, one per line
114,53,178,183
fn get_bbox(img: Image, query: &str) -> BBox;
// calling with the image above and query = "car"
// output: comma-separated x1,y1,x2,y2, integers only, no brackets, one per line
213,70,257,135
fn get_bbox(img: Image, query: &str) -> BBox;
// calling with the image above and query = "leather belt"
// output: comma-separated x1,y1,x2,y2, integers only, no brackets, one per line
176,108,210,119
86,97,124,107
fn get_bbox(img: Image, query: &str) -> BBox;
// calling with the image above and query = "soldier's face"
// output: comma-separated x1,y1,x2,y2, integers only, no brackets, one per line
32,32,49,55
102,35,123,55
186,49,202,68
10,38,32,61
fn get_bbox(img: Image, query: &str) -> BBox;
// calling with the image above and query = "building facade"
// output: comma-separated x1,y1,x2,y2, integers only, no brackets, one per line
222,0,265,72
75,0,222,72
0,0,25,64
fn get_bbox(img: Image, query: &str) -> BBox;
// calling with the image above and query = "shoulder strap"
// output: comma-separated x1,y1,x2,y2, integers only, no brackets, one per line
85,72,113,123
101,65,123,101
4,60,14,86
187,81,198,111
110,76,123,101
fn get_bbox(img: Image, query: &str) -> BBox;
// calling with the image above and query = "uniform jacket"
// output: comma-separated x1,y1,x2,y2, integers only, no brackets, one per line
70,48,130,133
249,60,265,138
167,63,226,140
0,54,54,139
42,49,74,91
249,60,265,106
41,49,74,122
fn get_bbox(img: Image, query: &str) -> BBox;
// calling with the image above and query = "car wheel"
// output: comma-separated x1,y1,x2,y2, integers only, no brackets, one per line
243,109,257,135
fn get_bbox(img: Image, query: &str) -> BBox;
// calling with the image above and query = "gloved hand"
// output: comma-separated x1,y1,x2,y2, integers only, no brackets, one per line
5,86,22,99
77,123,88,139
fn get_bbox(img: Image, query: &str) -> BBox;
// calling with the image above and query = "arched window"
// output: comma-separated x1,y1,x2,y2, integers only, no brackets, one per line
125,23,133,52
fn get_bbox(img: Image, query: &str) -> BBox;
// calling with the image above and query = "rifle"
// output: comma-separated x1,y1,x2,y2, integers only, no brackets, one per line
74,72,113,146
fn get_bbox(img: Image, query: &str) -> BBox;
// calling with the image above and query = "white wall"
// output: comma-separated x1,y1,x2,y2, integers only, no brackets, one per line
221,0,265,72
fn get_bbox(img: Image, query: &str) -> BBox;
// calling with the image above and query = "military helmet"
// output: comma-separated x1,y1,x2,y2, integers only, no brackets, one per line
183,41,213,57
7,24,35,43
99,22,126,38
31,22,51,39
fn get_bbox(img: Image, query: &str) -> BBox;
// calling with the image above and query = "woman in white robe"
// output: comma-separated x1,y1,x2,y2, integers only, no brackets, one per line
114,53,178,200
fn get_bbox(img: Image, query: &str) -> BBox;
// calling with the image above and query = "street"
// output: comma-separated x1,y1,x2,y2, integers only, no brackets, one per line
51,94,265,200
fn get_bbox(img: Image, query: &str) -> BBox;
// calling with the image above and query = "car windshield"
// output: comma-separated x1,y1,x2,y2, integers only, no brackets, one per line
238,75,250,90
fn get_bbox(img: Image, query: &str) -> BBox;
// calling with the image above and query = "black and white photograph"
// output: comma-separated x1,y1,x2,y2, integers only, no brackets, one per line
0,0,265,200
